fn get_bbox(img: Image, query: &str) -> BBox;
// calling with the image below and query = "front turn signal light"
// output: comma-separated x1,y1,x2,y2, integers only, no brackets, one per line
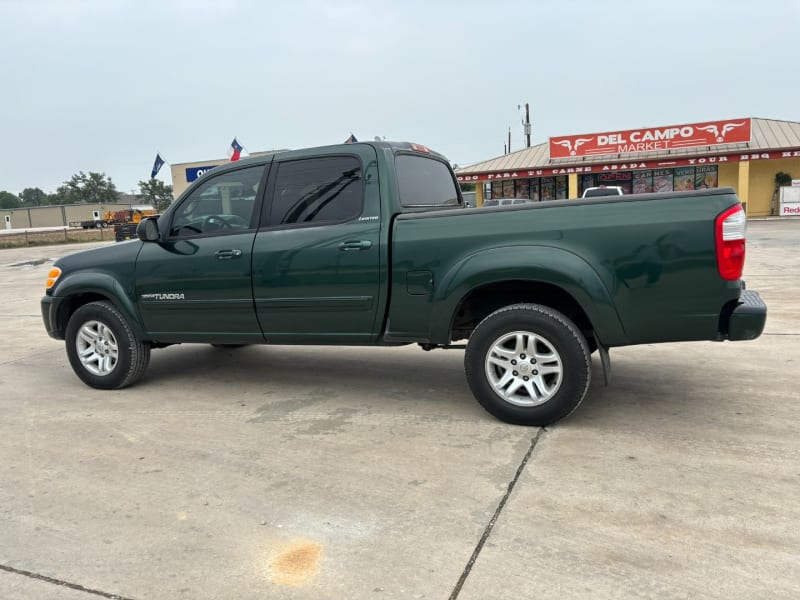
45,267,62,290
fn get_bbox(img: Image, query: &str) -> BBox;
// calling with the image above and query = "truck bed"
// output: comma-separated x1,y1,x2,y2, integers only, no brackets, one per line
388,188,743,347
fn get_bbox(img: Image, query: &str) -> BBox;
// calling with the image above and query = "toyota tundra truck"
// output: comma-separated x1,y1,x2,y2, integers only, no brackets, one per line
41,141,767,426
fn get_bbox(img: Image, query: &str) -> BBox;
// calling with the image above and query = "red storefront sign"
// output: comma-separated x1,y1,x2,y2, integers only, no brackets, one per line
455,149,800,183
549,118,752,159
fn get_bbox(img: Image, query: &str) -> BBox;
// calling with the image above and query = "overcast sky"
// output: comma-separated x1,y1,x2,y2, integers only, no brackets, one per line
1,0,798,195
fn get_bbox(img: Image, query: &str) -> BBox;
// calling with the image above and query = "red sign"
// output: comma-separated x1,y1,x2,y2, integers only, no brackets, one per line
455,149,800,183
549,118,752,159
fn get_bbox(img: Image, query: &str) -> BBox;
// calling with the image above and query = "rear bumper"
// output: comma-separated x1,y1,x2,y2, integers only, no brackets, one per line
724,289,767,341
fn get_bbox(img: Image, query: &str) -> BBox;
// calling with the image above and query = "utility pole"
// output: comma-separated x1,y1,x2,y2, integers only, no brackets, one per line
524,103,531,148
519,102,532,148
508,127,511,154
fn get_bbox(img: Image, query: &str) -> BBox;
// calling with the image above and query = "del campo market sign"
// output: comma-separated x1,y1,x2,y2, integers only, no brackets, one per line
549,118,752,159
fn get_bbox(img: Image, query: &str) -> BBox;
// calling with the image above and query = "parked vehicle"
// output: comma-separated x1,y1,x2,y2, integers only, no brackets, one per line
483,198,536,207
582,186,624,198
113,207,159,242
41,141,767,426
69,206,156,230
461,191,476,207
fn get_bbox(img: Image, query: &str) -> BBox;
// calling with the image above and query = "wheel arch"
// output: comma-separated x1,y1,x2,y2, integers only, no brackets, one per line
429,246,628,346
52,273,143,340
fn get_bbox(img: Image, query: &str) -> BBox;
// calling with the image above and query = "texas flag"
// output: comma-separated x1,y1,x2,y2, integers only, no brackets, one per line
229,138,244,161
344,133,358,144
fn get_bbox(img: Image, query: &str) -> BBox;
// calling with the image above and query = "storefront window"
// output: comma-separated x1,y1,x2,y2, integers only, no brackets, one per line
530,179,540,201
674,167,694,191
555,176,568,199
695,166,718,189
579,174,596,196
485,165,719,202
653,169,673,192
633,170,653,194
598,172,632,194
541,177,555,201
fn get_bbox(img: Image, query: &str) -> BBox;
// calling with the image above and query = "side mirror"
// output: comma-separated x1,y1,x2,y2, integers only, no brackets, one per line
137,216,160,242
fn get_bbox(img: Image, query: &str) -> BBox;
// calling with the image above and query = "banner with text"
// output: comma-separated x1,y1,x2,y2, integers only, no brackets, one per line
549,118,752,159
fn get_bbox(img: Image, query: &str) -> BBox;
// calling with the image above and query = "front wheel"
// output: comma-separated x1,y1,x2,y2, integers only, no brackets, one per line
465,303,591,426
65,301,150,389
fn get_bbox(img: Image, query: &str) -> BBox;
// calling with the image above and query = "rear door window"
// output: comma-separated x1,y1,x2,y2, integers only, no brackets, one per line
269,156,363,226
395,154,460,207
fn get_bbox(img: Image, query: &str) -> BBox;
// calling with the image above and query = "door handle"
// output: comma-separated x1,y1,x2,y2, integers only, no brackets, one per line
215,249,243,260
338,240,372,251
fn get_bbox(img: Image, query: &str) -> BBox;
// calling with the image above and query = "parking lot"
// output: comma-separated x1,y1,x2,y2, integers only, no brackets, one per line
0,219,798,600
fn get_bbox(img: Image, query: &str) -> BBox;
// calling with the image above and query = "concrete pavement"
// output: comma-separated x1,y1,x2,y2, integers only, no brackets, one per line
0,221,797,599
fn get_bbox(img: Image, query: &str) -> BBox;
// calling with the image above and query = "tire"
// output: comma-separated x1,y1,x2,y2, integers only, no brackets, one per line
465,303,591,426
65,301,150,390
100,221,109,229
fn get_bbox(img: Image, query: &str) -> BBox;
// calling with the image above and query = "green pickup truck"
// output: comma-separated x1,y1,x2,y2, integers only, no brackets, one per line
41,141,767,426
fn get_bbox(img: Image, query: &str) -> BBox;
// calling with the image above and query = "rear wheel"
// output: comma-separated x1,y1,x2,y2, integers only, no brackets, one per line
465,303,591,426
65,301,150,389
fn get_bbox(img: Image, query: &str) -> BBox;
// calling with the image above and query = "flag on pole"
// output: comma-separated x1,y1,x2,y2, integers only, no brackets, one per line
344,133,358,144
229,138,244,161
150,153,165,179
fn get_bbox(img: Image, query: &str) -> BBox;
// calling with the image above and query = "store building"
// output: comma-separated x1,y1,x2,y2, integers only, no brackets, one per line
456,117,800,217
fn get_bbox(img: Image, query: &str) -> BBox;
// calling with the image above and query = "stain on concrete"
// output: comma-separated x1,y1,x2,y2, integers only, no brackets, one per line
296,407,358,435
247,391,334,423
269,540,323,586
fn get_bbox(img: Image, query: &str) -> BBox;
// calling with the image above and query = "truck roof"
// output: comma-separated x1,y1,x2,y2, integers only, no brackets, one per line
208,141,450,172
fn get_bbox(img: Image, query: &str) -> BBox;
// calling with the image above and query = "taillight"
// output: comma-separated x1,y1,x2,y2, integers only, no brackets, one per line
715,204,746,280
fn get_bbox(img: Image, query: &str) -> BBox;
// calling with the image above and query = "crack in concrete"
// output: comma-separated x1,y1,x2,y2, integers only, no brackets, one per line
0,564,136,600
448,428,545,599
0,348,63,368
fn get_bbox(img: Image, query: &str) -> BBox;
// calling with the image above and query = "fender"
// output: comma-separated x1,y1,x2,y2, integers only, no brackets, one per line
428,245,629,345
51,271,144,339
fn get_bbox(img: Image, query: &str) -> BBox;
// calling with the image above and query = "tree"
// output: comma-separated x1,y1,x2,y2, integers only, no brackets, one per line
138,179,174,212
57,171,120,204
0,191,21,209
19,187,47,207
45,191,66,206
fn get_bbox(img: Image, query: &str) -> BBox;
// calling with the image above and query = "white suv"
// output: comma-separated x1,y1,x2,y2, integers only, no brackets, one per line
582,186,624,198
